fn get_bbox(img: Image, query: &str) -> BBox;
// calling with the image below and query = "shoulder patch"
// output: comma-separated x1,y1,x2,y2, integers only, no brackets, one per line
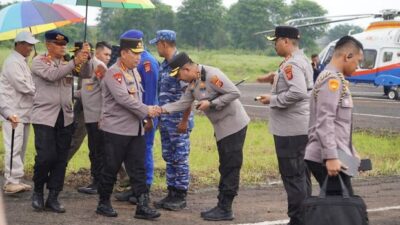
95,65,106,79
113,73,123,84
284,65,293,80
328,79,340,92
210,75,223,88
144,61,151,73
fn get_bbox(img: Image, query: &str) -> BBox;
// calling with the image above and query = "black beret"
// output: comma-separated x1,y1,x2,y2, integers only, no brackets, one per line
168,52,193,77
44,30,69,43
266,26,300,41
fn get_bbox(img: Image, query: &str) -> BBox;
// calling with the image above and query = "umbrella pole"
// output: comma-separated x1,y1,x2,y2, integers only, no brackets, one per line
84,0,89,41
29,27,38,57
10,128,15,177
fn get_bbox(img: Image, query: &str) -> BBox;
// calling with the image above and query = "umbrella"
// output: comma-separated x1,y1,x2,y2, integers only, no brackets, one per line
0,1,85,41
35,0,155,40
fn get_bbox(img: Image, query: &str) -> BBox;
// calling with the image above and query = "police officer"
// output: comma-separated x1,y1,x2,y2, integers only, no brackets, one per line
160,52,250,221
149,30,194,210
30,30,89,213
305,36,364,195
67,42,91,162
96,30,160,220
256,26,312,225
76,41,112,194
0,31,39,194
114,30,160,204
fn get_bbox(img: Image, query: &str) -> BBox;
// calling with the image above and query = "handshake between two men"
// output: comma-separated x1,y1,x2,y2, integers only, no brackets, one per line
147,105,166,118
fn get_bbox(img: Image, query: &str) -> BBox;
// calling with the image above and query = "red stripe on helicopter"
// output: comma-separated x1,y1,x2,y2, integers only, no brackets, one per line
352,63,400,76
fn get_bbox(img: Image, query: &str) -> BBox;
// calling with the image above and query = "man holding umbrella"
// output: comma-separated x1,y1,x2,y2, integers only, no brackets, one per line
30,30,89,213
0,31,39,194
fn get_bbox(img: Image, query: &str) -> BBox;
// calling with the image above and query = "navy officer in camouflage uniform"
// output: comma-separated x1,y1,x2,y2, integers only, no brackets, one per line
96,30,160,220
256,26,313,225
30,30,90,213
305,36,364,195
149,30,194,210
160,52,250,221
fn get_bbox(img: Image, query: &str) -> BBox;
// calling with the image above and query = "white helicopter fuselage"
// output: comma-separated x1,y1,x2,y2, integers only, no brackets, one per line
319,22,400,99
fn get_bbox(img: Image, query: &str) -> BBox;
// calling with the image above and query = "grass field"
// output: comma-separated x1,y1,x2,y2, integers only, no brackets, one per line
0,47,282,82
0,117,399,190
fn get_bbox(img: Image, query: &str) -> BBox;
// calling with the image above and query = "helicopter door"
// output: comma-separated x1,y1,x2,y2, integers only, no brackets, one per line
375,48,400,87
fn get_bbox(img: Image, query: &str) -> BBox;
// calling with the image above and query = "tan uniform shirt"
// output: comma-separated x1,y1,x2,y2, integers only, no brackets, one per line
31,54,84,127
0,50,35,122
305,66,356,163
163,65,250,141
80,56,107,123
269,49,313,136
99,59,149,136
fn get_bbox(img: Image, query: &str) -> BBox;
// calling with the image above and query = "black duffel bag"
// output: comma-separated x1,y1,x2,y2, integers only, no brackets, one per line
302,175,369,225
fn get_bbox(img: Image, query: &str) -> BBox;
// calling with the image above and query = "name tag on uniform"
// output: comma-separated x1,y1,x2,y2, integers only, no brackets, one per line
86,84,94,91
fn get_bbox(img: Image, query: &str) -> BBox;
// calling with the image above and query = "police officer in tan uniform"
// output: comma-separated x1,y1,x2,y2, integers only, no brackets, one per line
305,36,364,195
256,26,313,225
96,30,160,220
161,52,250,221
76,41,111,195
30,30,89,213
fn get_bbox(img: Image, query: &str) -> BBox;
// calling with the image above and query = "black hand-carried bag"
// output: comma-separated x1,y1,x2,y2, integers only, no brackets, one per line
302,175,369,225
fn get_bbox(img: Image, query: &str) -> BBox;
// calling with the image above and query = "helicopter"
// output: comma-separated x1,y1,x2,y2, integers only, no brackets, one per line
254,10,400,100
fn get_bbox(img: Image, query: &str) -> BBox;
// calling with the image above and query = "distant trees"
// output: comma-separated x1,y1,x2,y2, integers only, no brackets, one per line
92,0,330,52
327,24,364,42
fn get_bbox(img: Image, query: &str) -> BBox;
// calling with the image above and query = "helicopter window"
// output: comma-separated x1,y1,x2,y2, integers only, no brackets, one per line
321,46,334,67
359,49,377,69
383,52,393,63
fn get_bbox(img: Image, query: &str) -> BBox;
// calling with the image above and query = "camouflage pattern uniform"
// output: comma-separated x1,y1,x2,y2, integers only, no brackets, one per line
158,53,194,191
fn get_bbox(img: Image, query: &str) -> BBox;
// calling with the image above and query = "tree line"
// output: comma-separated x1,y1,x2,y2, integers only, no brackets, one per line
0,0,364,54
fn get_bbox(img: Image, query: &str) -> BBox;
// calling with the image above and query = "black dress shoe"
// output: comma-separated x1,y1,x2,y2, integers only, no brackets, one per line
129,196,137,205
114,189,133,202
77,183,98,195
96,203,118,217
32,192,44,211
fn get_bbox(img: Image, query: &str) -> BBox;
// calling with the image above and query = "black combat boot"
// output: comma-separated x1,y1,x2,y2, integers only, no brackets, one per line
135,193,161,220
162,188,187,211
201,194,234,221
114,189,133,202
32,191,45,211
130,184,150,205
45,190,66,213
96,195,118,217
154,186,175,209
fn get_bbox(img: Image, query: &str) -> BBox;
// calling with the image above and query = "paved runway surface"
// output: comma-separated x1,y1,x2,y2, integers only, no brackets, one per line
238,83,400,132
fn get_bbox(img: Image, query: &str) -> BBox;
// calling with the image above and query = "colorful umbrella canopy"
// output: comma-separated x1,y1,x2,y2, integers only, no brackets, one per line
0,1,84,41
35,0,155,40
36,0,155,9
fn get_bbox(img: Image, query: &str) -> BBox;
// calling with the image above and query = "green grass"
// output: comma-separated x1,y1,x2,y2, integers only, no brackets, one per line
0,117,399,190
0,47,281,83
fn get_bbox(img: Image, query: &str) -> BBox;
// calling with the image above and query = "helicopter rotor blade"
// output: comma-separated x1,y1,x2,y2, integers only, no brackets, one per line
285,14,377,25
253,14,375,36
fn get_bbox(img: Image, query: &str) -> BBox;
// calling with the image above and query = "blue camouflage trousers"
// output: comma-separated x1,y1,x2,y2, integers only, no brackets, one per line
159,125,191,191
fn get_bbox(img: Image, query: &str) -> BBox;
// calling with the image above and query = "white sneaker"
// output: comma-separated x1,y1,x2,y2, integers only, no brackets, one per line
20,183,32,191
3,183,25,194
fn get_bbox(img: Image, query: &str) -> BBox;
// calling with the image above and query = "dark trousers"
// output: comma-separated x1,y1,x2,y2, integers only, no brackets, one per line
306,160,354,196
67,98,87,161
216,126,247,196
85,123,104,184
273,135,311,225
98,131,148,199
33,111,73,192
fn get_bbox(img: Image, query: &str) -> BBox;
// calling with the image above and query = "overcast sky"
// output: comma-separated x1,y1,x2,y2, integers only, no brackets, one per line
4,0,400,28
